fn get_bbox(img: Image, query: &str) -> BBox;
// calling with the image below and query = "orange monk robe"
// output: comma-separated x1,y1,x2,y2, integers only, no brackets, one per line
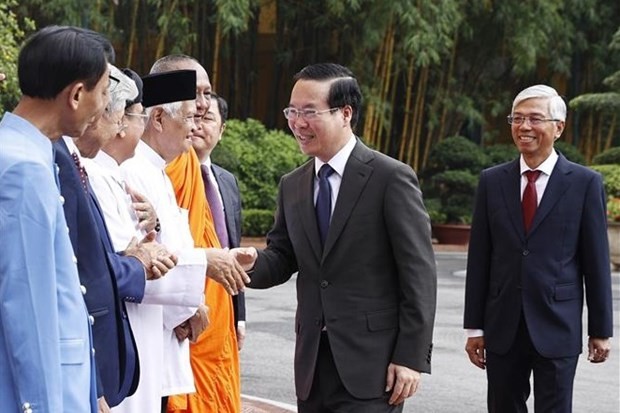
165,148,241,413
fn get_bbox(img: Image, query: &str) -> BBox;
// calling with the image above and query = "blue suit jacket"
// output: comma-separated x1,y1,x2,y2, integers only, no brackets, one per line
464,152,613,357
212,163,245,323
54,140,144,406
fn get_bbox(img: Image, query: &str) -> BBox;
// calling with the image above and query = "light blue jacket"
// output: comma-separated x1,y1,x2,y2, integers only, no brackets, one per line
0,113,97,413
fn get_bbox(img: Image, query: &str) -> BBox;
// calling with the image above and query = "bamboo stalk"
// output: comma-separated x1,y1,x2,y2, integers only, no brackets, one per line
126,0,140,67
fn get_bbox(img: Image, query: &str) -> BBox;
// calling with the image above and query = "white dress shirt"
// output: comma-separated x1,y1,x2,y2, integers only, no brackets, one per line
106,141,207,411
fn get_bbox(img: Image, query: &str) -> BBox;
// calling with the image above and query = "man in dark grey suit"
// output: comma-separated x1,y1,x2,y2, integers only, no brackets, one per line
235,63,437,412
464,85,613,412
193,93,247,348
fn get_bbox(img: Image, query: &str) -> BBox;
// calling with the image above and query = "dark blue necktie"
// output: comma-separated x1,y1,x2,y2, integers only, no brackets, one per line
316,164,335,247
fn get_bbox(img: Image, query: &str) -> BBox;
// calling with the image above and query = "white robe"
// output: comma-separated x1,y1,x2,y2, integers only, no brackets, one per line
84,147,206,413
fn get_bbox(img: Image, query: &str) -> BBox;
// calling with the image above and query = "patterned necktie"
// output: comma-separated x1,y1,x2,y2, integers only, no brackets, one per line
71,151,89,192
316,164,335,247
522,170,542,233
201,165,229,248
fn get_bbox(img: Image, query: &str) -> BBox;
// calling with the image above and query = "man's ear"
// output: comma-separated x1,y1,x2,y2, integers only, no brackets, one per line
151,107,165,132
341,105,353,127
67,81,86,111
219,122,226,140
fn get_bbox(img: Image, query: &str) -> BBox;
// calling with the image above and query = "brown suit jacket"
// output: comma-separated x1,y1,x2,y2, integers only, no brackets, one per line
249,140,437,400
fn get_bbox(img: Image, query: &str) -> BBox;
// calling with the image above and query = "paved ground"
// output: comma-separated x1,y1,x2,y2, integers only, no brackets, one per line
239,241,620,412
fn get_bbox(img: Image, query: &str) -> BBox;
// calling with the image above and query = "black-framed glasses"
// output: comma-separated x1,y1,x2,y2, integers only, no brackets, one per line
283,107,340,120
507,115,560,126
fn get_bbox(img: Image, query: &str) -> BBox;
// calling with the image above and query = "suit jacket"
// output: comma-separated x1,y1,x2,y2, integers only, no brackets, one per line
249,140,437,400
464,153,613,358
212,163,245,324
54,140,144,406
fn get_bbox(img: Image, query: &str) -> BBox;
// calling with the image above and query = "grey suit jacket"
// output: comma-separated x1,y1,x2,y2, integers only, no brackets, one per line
211,163,245,323
249,140,437,400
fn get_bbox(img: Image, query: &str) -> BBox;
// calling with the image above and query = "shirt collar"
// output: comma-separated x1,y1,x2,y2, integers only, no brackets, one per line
62,135,81,158
136,140,166,171
1,112,54,163
93,150,122,176
314,134,356,177
202,156,212,169
519,149,559,176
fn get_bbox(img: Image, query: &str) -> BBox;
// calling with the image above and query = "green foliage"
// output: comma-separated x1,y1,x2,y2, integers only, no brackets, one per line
212,118,308,212
424,136,488,174
422,136,485,224
0,1,34,115
483,144,518,166
591,164,620,197
242,209,274,236
592,147,620,165
554,141,586,165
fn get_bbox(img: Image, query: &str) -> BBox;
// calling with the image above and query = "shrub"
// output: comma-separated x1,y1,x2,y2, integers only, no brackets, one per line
554,141,585,165
212,118,307,235
591,164,620,198
242,209,275,236
592,147,620,165
422,136,486,224
0,2,34,115
483,144,518,167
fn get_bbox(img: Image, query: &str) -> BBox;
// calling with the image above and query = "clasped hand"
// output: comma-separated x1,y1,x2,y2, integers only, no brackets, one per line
124,231,177,280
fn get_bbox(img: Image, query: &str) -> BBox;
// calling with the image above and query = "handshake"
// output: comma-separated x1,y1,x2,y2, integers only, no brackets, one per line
173,247,258,342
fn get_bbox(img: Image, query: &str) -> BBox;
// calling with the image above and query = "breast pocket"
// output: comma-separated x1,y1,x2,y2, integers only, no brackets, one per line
60,338,86,365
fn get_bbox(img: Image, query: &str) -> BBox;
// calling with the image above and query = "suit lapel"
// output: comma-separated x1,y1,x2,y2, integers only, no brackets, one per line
322,141,373,259
527,154,571,237
212,165,236,246
294,162,323,261
500,160,526,241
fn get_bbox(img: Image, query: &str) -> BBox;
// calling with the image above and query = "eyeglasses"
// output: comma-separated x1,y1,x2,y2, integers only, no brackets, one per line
507,115,560,126
125,112,149,119
283,107,340,120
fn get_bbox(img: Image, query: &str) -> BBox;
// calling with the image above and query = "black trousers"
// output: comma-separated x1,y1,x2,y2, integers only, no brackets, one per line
486,316,579,413
298,332,403,413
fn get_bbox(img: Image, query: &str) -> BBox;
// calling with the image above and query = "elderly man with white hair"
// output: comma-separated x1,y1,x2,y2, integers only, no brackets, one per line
114,69,249,413
53,64,178,412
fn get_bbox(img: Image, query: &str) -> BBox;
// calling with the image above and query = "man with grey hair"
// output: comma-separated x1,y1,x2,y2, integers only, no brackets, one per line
464,84,613,412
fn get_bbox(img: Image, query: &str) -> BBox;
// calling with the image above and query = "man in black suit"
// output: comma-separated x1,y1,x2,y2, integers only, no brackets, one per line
54,65,176,411
464,84,613,412
192,93,247,348
235,63,437,412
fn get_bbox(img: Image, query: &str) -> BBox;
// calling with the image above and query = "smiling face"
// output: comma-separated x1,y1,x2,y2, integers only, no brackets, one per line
287,79,352,162
157,99,197,162
511,97,565,168
192,96,224,161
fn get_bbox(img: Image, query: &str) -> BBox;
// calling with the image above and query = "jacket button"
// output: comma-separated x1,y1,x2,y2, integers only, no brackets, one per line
320,280,329,288
89,315,95,325
80,285,87,295
522,250,530,256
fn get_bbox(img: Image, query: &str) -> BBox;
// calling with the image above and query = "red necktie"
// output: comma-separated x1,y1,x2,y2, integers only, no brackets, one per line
522,170,541,233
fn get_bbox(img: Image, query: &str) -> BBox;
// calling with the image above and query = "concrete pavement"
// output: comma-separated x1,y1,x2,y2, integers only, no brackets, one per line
239,243,620,412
